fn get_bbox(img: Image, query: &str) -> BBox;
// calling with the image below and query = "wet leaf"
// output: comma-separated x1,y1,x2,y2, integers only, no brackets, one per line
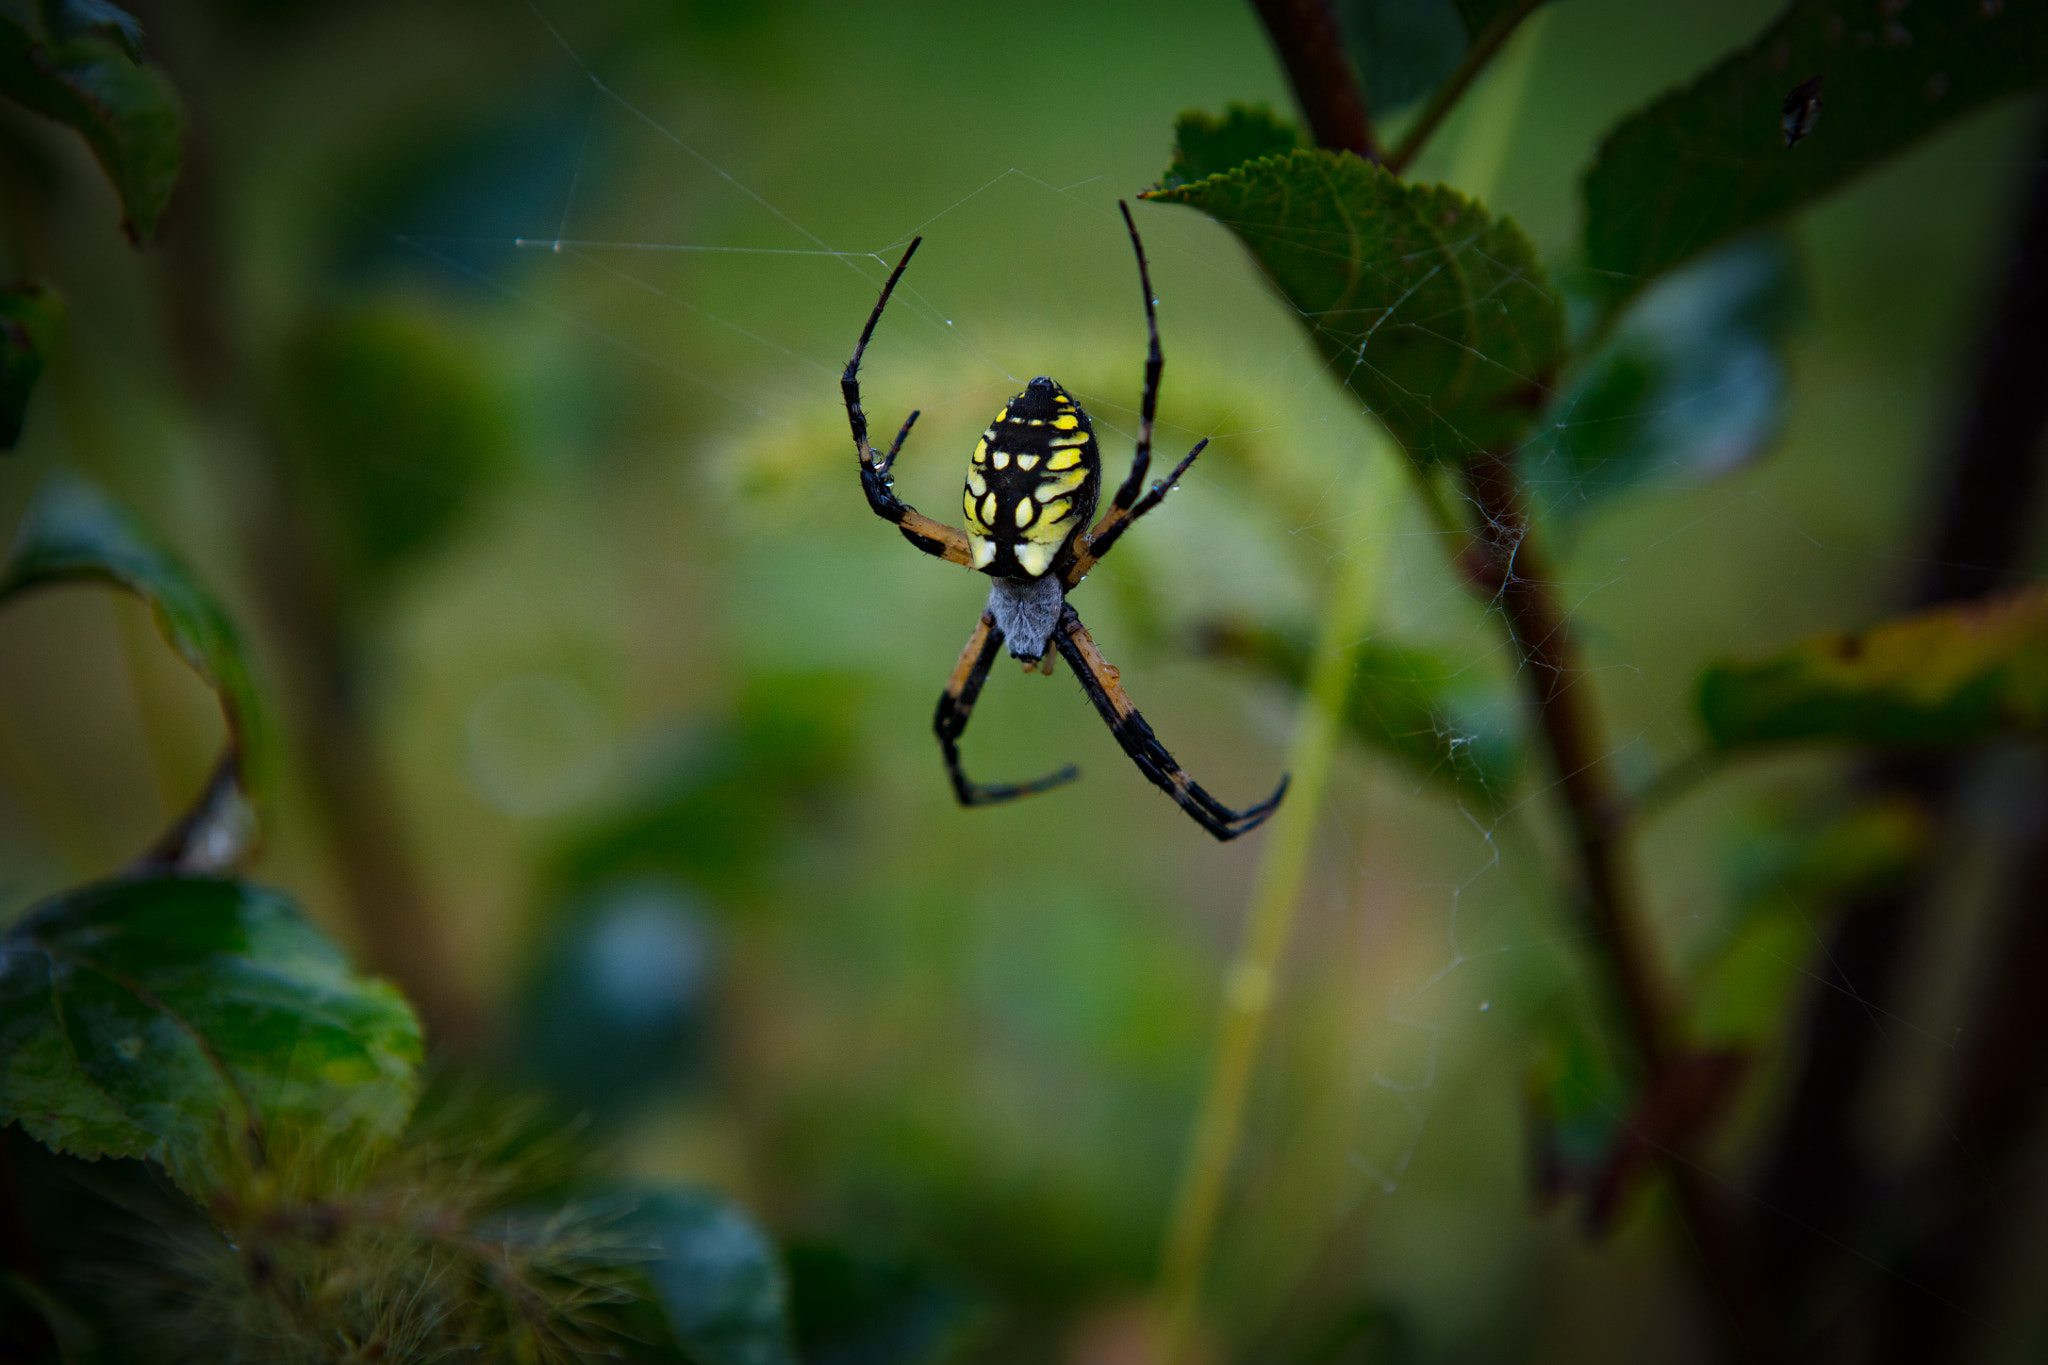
1584,0,2048,310
0,0,182,242
624,1187,798,1365
1158,103,1301,190
1523,233,1800,521
0,278,64,449
1204,620,1523,804
1697,586,2048,750
786,1241,979,1365
0,876,423,1202
1146,148,1564,467
279,303,510,594
1,473,266,867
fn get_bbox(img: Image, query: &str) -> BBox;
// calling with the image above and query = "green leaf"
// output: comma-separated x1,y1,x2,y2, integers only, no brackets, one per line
1584,0,2048,309
0,876,422,1202
1204,620,1523,803
279,303,511,593
1522,233,1800,522
1146,148,1564,467
1,473,266,863
624,1187,797,1365
785,1241,979,1365
0,277,63,450
0,0,182,242
1697,586,2048,750
1159,103,1302,190
1692,797,1930,1046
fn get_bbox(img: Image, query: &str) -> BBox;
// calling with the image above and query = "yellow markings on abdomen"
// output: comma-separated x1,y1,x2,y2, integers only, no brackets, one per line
1014,540,1055,577
1035,468,1088,498
959,379,1101,579
1032,498,1072,532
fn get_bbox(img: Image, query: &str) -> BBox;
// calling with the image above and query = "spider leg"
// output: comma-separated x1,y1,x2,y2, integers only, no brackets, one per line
1064,436,1207,585
842,239,974,567
1063,203,1207,586
1053,604,1288,842
935,612,1082,807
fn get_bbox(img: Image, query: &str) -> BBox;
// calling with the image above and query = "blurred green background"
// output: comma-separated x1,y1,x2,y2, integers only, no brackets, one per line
1,1,2041,1359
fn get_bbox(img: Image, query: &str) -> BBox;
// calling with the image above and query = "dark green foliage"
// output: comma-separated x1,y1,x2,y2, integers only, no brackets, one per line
1159,104,1302,191
1337,0,1467,114
1,472,268,802
1146,149,1564,467
550,671,863,901
0,876,423,1201
1203,619,1522,803
0,0,183,241
1336,0,1548,116
1523,233,1801,523
1691,798,1930,1046
1697,585,2048,749
279,302,511,594
4,1075,806,1365
784,1242,978,1365
1521,1000,1633,1210
517,879,715,1120
1584,0,2048,309
621,1188,799,1365
0,277,63,448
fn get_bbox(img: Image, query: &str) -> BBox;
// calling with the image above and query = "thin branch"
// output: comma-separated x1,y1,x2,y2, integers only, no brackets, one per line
1385,0,1549,175
1250,0,1380,162
1462,452,1782,1364
1155,540,1380,1365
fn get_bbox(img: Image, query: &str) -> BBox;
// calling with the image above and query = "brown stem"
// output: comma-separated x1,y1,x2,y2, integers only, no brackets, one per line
1463,452,1781,1364
1249,0,1380,162
1465,454,1669,1064
1383,0,1548,175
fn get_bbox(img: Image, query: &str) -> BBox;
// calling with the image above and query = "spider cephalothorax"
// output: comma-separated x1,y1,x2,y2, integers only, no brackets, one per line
838,202,1288,841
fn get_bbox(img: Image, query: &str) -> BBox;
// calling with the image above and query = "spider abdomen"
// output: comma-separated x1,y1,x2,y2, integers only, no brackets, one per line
962,375,1101,579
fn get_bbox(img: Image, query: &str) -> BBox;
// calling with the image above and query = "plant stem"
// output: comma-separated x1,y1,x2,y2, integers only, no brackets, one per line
1155,539,1379,1364
1249,0,1380,162
1462,451,1780,1362
1384,0,1550,175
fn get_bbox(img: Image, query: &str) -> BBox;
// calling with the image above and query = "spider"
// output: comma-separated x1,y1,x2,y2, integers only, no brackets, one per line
839,201,1289,842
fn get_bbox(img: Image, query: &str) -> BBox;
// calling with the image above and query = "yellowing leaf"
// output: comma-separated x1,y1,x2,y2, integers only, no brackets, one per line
1698,586,2048,749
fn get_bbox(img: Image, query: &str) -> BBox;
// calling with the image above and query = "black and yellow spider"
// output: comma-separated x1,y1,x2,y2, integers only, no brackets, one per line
839,201,1288,842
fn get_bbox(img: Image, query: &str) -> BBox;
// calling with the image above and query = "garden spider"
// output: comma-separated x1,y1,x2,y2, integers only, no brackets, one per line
839,201,1289,842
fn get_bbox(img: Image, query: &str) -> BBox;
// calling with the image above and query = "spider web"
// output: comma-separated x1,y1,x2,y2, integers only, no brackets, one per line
153,0,2048,1354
